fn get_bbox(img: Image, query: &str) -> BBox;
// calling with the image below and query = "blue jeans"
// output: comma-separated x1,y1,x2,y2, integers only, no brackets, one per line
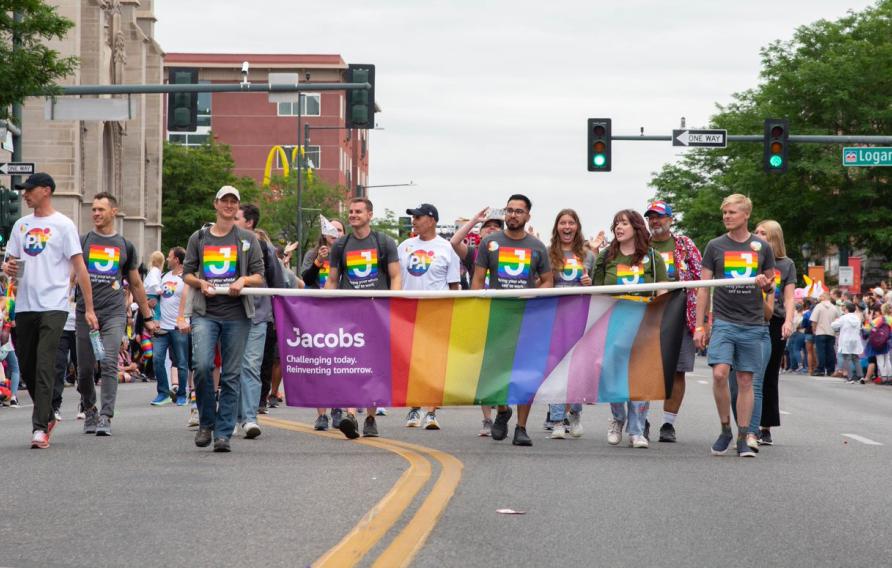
192,316,251,438
6,348,20,398
153,330,189,397
610,401,649,436
729,329,771,434
548,403,582,422
787,332,804,370
814,334,836,374
237,322,267,425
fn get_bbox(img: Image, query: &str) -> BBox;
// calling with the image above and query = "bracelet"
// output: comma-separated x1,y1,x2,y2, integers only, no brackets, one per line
695,326,706,332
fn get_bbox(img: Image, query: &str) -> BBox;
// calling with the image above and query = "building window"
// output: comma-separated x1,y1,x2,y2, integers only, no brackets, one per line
168,131,211,147
277,93,321,117
274,145,321,170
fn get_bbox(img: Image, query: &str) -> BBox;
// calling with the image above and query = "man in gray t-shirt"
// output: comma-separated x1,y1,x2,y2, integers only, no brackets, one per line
700,233,776,326
472,194,553,447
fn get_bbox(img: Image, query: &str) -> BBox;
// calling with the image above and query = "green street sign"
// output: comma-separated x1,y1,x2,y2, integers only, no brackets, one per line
843,147,892,167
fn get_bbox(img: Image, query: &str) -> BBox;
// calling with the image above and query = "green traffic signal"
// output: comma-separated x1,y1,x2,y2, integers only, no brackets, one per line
593,154,606,167
769,155,783,168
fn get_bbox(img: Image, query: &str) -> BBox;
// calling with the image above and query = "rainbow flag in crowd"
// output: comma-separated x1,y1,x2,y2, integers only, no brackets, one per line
272,290,685,407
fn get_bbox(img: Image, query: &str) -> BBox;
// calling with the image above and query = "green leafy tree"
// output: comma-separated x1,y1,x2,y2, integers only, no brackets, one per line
161,140,258,252
372,208,400,240
258,174,345,256
649,0,892,270
0,1,79,119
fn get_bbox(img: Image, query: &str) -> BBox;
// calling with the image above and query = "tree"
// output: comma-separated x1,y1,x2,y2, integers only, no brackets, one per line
161,140,258,252
371,208,400,240
0,1,79,119
258,174,346,254
649,0,892,270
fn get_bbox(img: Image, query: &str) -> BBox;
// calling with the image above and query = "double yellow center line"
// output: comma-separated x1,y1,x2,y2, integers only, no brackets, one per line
260,416,463,567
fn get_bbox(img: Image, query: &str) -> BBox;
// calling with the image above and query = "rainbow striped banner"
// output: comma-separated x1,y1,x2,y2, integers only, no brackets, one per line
272,290,685,408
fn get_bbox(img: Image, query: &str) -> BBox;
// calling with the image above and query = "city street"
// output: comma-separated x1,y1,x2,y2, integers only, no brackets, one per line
2,357,891,568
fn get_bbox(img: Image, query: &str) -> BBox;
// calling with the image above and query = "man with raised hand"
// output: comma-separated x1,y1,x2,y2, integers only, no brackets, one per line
694,194,775,458
399,203,461,430
326,197,401,439
183,186,264,453
471,194,552,447
2,173,98,449
645,200,702,443
77,192,157,436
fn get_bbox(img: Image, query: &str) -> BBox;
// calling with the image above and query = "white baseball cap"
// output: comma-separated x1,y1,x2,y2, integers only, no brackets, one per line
215,185,241,201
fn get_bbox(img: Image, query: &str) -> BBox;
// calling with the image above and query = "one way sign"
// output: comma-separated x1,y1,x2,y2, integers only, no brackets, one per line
672,129,727,148
0,162,35,175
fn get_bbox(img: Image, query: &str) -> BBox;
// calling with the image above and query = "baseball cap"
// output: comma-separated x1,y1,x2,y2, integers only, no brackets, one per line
406,203,439,221
15,172,56,192
873,287,884,297
644,200,673,217
215,185,241,201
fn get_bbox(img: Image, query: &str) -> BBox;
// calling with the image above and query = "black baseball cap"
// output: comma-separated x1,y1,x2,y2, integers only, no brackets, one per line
406,203,439,221
15,172,56,192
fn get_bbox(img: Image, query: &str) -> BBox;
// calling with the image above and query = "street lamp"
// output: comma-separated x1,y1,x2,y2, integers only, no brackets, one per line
800,243,812,280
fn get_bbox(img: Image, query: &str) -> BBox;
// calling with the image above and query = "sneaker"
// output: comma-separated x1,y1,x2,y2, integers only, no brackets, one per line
491,407,513,441
187,408,200,428
195,427,212,447
643,419,651,442
376,407,388,416
859,378,866,385
607,418,624,445
422,412,440,430
76,409,86,421
479,419,493,437
257,404,269,415
314,414,330,431
243,421,261,439
213,437,231,452
758,429,773,446
567,410,583,438
630,434,649,448
405,408,422,428
53,410,62,422
542,420,556,432
83,407,99,434
96,415,112,436
512,425,532,446
659,423,676,443
331,408,343,429
9,397,19,407
746,433,760,453
551,420,567,439
711,430,734,455
31,430,49,449
737,437,756,457
363,416,379,437
338,412,360,440
150,393,171,406
176,396,188,407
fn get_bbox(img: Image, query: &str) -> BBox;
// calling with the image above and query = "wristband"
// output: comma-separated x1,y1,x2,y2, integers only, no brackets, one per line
695,326,705,332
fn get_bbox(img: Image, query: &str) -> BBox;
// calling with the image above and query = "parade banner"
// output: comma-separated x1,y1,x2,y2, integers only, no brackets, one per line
272,289,685,408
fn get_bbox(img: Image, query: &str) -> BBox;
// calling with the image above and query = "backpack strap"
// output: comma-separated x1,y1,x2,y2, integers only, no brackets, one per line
370,231,391,288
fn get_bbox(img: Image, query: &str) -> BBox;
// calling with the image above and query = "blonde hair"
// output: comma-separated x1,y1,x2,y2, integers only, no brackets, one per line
755,219,787,258
150,251,165,268
721,193,752,214
882,303,891,316
255,228,271,244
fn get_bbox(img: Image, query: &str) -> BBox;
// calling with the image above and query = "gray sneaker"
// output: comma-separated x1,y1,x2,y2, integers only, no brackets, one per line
314,414,330,431
363,416,379,437
711,429,734,455
83,408,99,434
95,415,112,436
331,408,343,429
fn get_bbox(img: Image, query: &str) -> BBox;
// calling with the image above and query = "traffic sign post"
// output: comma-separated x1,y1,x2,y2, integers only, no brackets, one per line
672,129,727,148
0,162,35,176
842,147,892,167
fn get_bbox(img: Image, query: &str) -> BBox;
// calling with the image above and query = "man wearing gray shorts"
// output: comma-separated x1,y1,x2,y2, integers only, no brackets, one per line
645,200,702,443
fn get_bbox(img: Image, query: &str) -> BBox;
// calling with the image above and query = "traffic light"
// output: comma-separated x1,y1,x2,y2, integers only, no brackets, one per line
398,216,412,240
167,68,198,132
0,188,20,245
763,118,789,174
345,64,376,129
587,118,612,172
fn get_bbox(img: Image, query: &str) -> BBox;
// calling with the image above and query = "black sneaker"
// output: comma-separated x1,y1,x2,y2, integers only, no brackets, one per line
338,413,360,440
736,437,756,458
491,407,513,441
331,408,343,429
758,429,773,446
362,416,379,438
195,427,213,447
314,414,330,431
213,437,231,452
512,426,532,446
658,423,676,443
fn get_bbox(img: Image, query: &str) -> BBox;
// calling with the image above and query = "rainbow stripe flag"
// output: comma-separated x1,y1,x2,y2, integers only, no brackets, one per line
272,290,685,407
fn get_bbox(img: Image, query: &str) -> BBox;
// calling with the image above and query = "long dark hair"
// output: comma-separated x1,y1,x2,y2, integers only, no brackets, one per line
606,209,650,266
549,209,586,270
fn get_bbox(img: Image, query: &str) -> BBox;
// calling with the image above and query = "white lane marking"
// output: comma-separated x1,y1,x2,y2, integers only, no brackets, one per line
779,411,791,416
697,380,709,385
841,434,883,446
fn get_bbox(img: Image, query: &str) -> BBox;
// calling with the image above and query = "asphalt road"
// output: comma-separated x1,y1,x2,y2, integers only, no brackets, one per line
2,357,891,568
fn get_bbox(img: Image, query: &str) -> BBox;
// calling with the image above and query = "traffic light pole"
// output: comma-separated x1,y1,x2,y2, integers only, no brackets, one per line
53,82,370,96
611,134,892,144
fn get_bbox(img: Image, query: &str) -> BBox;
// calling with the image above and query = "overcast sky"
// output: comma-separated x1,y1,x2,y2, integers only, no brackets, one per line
154,0,876,239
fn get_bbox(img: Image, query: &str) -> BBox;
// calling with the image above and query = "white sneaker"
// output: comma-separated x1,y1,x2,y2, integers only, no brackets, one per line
244,421,262,439
567,411,583,438
76,410,86,420
53,410,62,422
187,408,199,428
607,418,624,445
376,407,388,416
630,434,649,449
405,408,422,428
422,412,441,430
551,422,567,439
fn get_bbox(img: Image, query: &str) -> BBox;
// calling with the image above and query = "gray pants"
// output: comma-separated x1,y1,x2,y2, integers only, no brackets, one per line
76,311,127,418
